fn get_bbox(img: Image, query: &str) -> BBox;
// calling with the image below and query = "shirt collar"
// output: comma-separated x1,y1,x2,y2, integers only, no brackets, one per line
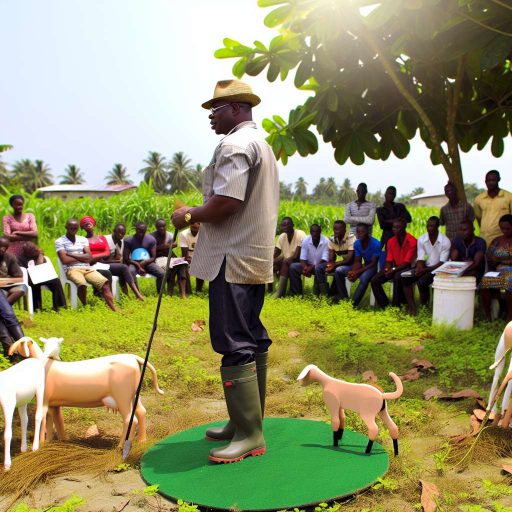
223,121,257,139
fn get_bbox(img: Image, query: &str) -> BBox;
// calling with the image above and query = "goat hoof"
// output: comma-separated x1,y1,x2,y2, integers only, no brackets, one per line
365,440,374,454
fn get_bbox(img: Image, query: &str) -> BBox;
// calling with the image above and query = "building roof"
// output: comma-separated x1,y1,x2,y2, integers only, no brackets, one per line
411,192,445,200
37,184,136,193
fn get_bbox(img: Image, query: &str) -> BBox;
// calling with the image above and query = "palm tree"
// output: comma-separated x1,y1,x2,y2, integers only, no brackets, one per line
0,158,10,188
59,164,84,185
313,178,327,200
167,151,196,193
12,159,53,193
294,177,308,200
338,178,356,204
139,152,168,194
189,164,203,190
106,163,132,185
324,177,338,199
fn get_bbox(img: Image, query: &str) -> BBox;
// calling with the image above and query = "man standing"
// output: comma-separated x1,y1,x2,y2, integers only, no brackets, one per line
325,220,355,299
56,219,116,311
439,181,475,241
401,216,451,315
371,219,417,308
288,224,329,296
179,222,203,293
346,224,381,307
474,170,512,246
172,80,279,463
344,182,376,236
273,217,306,298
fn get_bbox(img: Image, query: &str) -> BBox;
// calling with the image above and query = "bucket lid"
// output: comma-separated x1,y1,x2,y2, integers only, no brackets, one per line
432,275,476,291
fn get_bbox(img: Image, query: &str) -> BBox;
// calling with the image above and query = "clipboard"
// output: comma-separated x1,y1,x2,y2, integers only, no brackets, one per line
27,261,58,285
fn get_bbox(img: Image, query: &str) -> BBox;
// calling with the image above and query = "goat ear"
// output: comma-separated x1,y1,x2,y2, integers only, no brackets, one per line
39,337,48,343
297,365,312,381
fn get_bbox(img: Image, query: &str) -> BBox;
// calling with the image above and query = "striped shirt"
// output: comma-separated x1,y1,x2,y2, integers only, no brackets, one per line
55,234,90,271
190,121,280,284
344,200,376,235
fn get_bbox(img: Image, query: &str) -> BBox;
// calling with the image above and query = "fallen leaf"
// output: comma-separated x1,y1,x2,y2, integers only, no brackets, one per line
400,368,422,381
472,409,495,422
476,398,487,410
470,414,480,434
501,464,512,476
412,359,435,370
440,389,482,401
411,345,425,353
362,370,378,384
288,331,300,338
423,386,445,400
85,424,100,438
191,320,205,332
420,480,439,512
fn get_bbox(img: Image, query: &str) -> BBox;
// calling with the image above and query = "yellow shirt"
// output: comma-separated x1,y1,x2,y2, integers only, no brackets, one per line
328,232,356,255
474,189,512,245
276,229,306,259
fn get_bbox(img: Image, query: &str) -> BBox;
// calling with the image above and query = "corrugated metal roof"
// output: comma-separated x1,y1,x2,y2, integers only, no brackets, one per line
37,184,136,193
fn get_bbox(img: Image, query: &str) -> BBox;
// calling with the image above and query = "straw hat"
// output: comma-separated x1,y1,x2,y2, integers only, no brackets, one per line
201,79,261,109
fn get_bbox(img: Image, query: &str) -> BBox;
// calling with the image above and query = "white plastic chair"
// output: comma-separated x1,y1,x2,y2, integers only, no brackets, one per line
19,267,34,318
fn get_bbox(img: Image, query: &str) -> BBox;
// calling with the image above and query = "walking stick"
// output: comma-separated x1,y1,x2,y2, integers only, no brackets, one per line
122,228,179,459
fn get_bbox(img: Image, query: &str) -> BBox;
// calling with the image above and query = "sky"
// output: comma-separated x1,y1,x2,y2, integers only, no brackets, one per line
1,0,510,196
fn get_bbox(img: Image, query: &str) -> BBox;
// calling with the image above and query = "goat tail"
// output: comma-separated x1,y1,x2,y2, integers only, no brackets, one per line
382,372,403,400
135,356,165,395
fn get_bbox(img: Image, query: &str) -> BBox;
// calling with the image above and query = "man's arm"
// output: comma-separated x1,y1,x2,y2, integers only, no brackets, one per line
473,197,482,226
344,204,376,225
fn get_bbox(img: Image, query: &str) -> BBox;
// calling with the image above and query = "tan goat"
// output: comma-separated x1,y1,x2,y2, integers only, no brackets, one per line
297,364,402,455
9,338,164,446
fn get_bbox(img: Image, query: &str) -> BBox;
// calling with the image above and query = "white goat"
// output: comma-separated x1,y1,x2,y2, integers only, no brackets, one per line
487,322,512,428
0,338,45,470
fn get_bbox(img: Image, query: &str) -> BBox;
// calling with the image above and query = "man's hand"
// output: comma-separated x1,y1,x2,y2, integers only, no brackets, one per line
325,262,335,273
303,265,313,277
172,206,190,229
383,266,394,278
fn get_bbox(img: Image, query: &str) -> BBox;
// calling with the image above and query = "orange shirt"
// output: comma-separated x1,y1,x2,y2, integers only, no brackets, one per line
385,233,417,266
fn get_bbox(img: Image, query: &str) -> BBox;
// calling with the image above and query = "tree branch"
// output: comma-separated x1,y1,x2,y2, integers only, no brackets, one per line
454,9,512,37
490,0,512,12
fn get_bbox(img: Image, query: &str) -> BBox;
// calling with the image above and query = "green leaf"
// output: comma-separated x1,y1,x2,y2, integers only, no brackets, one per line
391,130,410,159
364,0,402,29
253,40,268,52
272,114,287,128
271,135,283,157
491,135,504,157
214,48,241,59
430,147,441,165
326,89,338,112
294,56,312,88
267,60,281,82
349,139,365,165
232,58,247,79
281,135,298,156
334,134,352,165
258,0,288,7
264,5,292,28
357,130,380,159
262,118,278,133
245,56,269,76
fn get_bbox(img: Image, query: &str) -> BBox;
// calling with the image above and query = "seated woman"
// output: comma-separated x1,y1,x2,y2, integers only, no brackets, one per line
480,214,512,322
80,217,143,301
2,194,38,261
17,242,66,311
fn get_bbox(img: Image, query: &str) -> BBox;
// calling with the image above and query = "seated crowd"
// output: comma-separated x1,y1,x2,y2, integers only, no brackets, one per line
0,194,202,314
272,170,512,322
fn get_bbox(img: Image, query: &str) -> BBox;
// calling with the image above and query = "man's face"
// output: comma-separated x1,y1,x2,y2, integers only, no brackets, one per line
135,224,147,238
426,219,438,236
356,185,367,201
485,172,500,192
155,221,166,235
209,102,234,135
444,184,457,201
114,226,126,240
392,221,405,237
333,223,346,240
310,226,321,243
460,222,473,240
280,219,293,235
0,239,8,257
384,188,396,203
190,222,200,236
356,225,368,240
66,221,79,236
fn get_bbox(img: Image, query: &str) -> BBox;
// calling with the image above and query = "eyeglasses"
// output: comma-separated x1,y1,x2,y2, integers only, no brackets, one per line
210,103,232,114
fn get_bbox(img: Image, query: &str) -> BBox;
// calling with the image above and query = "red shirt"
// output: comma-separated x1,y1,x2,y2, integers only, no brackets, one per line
88,235,109,258
385,233,417,266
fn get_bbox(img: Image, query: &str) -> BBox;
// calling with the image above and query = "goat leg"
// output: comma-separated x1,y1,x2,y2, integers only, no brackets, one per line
332,428,344,447
393,438,399,456
365,439,374,454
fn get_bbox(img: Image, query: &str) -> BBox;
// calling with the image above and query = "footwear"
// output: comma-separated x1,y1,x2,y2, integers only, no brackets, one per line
318,283,329,296
205,352,268,441
209,362,265,463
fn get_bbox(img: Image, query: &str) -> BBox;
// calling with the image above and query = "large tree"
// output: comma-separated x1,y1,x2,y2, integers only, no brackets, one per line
106,163,132,185
215,0,512,200
59,164,84,185
12,159,53,193
139,152,168,194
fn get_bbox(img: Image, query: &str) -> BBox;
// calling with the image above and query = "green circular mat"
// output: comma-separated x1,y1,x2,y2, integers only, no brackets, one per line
141,418,389,510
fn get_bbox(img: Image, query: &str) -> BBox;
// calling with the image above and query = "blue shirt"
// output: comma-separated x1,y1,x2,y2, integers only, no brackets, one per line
354,236,381,264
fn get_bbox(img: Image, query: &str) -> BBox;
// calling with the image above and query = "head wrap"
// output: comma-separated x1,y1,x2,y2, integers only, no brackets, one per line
79,216,96,228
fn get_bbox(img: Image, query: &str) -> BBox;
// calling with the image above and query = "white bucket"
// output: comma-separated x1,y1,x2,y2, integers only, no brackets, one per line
432,275,477,330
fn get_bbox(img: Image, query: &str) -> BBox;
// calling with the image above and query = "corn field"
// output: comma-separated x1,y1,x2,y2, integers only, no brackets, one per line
0,183,441,243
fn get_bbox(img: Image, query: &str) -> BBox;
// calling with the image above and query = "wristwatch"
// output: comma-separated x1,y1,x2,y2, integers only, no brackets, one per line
184,210,192,224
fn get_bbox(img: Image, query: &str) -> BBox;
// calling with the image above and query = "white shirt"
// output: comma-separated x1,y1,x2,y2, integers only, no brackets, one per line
299,235,330,266
417,231,451,267
55,234,90,271
104,234,124,258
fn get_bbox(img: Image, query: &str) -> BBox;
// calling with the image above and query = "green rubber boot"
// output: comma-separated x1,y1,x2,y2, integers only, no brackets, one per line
208,362,266,463
205,353,268,441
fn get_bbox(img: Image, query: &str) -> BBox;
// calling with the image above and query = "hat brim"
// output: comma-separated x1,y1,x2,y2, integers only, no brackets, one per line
201,93,261,110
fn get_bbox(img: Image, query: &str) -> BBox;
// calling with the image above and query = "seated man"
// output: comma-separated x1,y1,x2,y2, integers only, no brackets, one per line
124,222,167,294
179,221,204,293
289,224,329,296
0,237,25,306
401,216,451,315
325,220,355,300
273,217,306,298
345,223,381,307
152,219,186,298
450,220,486,281
371,218,417,308
55,219,116,311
